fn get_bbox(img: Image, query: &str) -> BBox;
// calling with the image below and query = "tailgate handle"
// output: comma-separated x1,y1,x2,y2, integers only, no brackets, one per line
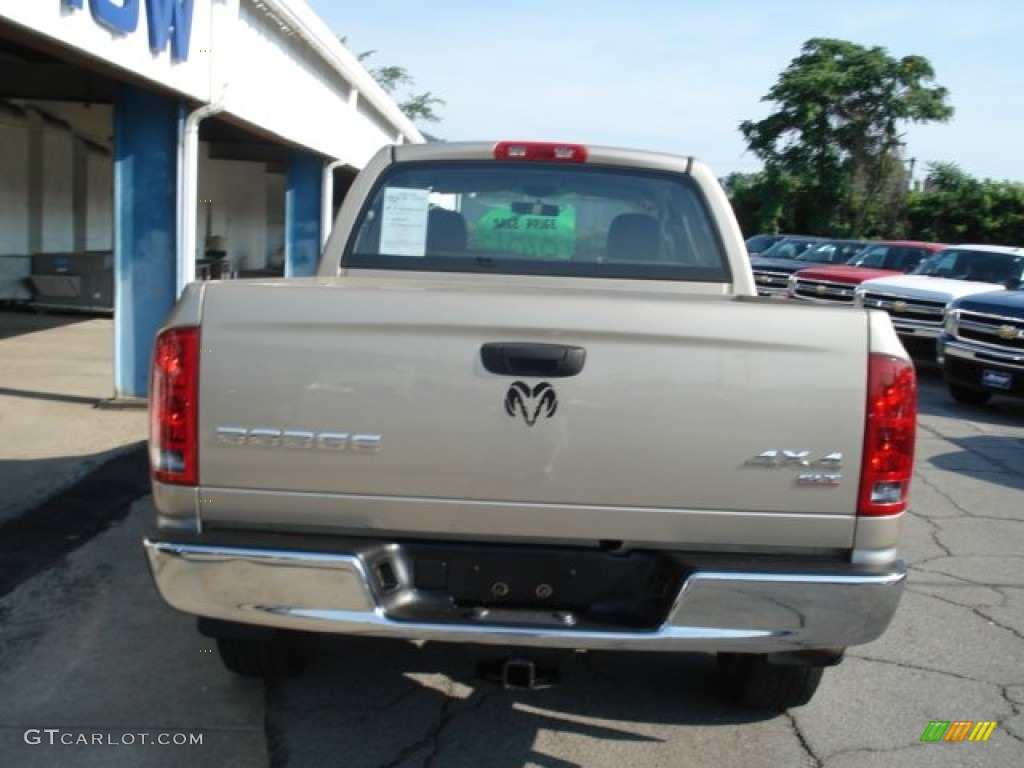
480,343,586,378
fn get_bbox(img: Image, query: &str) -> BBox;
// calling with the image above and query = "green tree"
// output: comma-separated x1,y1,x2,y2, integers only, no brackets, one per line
740,38,953,236
986,181,1024,244
906,163,1024,244
340,38,445,128
723,170,800,236
905,162,984,241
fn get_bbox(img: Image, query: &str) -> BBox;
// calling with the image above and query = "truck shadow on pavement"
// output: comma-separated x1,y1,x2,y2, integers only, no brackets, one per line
0,308,95,340
916,394,1024,424
0,385,108,406
0,443,149,599
265,635,774,767
927,435,1024,492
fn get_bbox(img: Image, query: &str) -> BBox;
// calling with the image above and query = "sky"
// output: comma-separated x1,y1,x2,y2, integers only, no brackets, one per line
305,0,1024,183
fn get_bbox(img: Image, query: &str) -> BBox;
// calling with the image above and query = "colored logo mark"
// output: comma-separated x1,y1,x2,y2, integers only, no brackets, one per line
920,721,997,742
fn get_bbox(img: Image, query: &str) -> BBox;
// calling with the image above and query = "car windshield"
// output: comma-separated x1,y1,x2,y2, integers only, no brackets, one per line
846,245,932,271
795,241,868,265
746,234,782,252
345,161,730,282
911,248,1024,282
757,238,817,260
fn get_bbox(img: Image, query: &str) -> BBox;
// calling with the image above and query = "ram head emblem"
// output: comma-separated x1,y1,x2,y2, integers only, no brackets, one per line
504,381,558,426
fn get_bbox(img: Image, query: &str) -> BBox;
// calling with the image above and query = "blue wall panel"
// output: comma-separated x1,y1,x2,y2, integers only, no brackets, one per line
285,150,323,278
113,84,181,399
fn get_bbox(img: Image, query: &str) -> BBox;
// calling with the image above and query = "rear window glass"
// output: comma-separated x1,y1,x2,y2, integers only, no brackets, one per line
344,161,730,282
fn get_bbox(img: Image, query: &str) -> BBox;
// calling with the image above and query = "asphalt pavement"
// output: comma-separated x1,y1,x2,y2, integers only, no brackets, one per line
0,310,150,598
0,311,148,526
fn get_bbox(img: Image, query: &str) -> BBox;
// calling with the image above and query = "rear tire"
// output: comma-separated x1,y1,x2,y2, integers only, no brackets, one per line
948,384,992,406
717,653,824,710
216,630,319,678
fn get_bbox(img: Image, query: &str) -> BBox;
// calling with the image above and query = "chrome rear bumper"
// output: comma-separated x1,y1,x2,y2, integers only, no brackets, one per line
144,537,905,653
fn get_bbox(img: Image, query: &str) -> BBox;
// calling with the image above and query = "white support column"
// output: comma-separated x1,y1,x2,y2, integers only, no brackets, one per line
178,102,223,295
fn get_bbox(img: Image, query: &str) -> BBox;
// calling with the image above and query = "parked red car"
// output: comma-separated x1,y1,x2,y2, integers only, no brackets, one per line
788,241,947,304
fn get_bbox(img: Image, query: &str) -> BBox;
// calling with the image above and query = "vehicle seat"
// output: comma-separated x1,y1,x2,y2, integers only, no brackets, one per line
427,207,467,252
897,252,926,272
607,213,659,261
964,258,995,282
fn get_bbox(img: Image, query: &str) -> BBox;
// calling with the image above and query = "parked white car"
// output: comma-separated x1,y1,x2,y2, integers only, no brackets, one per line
854,244,1024,353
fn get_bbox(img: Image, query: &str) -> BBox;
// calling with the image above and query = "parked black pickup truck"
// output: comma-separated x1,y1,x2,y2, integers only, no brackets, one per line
938,287,1024,404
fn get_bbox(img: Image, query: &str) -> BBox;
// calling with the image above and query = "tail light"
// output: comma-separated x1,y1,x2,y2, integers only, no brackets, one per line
493,141,588,163
858,353,916,515
150,327,199,486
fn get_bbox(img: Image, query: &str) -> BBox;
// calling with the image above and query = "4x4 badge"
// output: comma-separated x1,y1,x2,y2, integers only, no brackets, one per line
505,381,557,426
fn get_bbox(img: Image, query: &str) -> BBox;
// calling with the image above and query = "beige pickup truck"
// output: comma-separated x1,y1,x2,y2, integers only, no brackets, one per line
144,141,916,710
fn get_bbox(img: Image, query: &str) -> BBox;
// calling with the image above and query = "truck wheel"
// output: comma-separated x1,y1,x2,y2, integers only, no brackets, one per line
216,631,319,678
948,384,991,406
717,653,824,710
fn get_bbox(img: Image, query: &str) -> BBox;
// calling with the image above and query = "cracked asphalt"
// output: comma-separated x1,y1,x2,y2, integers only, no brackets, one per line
1,363,1022,767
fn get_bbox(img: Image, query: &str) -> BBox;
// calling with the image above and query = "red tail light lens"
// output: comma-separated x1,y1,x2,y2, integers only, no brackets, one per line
150,327,199,486
493,141,588,163
858,354,916,515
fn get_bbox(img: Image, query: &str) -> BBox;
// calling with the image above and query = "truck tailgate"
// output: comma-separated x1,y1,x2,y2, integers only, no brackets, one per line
195,275,868,548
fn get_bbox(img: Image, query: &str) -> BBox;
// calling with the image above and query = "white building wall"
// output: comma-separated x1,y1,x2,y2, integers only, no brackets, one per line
86,146,113,251
40,117,74,253
0,101,113,258
228,3,403,167
265,171,285,269
227,162,269,271
213,158,267,271
199,149,278,271
0,104,29,256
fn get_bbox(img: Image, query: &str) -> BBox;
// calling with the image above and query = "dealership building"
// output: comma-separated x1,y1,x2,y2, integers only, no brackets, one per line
0,0,421,397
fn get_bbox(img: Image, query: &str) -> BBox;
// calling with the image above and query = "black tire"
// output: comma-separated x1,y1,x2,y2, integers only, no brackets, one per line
948,384,992,406
216,630,319,678
717,653,824,711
